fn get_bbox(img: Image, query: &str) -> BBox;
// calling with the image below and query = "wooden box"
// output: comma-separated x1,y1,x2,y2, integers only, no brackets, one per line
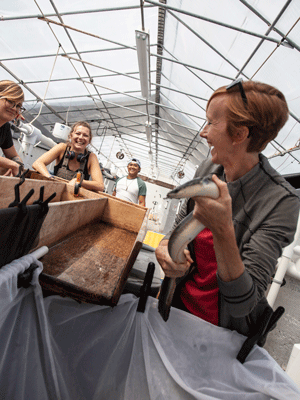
0,173,149,306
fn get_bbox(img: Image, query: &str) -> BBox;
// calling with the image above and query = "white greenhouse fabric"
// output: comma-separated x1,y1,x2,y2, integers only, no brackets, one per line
1,255,300,400
1,1,300,182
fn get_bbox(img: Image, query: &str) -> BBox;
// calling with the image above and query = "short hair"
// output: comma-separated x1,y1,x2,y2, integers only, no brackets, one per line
0,80,24,103
69,121,92,142
208,81,289,153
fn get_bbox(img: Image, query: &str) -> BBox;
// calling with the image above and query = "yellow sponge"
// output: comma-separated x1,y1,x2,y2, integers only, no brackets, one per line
143,231,165,249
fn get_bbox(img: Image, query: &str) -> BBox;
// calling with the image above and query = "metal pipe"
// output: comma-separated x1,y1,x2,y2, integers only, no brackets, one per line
44,3,132,158
235,0,293,78
0,62,66,123
267,211,300,307
78,63,209,101
239,0,299,52
0,4,155,21
2,47,234,81
93,97,199,132
168,11,244,78
145,0,282,44
78,78,205,120
40,16,136,51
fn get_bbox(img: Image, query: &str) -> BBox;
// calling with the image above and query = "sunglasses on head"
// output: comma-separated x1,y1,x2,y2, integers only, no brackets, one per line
226,78,248,106
226,78,252,137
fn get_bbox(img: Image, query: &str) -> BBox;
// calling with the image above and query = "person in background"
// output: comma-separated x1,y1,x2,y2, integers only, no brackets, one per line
32,121,104,193
155,80,299,341
0,80,25,176
112,158,146,206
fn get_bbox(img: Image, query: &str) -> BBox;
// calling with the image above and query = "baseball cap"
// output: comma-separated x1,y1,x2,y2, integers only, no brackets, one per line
128,158,141,168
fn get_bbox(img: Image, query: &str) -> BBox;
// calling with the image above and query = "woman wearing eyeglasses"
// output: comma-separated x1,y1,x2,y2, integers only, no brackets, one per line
155,80,299,341
0,80,25,176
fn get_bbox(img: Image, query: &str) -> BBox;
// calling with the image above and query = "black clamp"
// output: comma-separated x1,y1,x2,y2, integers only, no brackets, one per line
17,263,39,288
8,169,34,211
236,306,285,364
8,172,56,214
137,262,155,313
33,186,57,214
16,163,24,177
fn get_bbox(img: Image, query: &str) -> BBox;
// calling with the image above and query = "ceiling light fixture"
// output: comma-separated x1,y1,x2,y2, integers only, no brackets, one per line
135,29,151,98
177,170,185,179
116,151,124,159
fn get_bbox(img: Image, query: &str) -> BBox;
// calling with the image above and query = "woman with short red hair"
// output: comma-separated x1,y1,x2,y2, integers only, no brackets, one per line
156,80,299,342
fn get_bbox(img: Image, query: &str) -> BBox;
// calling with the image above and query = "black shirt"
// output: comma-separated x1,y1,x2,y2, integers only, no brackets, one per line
0,123,13,150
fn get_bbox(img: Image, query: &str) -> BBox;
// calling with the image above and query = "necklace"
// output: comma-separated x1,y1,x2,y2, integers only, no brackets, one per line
125,177,135,191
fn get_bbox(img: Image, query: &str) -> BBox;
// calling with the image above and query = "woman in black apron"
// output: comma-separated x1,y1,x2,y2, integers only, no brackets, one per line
32,121,104,193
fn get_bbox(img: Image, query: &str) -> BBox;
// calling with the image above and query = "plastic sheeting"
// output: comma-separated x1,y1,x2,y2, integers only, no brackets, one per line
1,254,300,400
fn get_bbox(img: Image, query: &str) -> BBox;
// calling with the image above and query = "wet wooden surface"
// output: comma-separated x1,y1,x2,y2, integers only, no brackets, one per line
41,222,137,299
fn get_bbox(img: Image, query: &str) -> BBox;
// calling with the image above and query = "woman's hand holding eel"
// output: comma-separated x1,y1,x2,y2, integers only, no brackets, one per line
155,240,193,279
193,175,232,237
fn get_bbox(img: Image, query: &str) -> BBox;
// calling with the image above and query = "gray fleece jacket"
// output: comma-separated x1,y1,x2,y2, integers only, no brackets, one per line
165,154,299,338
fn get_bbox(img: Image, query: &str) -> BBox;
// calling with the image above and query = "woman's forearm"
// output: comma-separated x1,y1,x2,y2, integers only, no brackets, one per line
32,159,52,178
212,225,245,282
81,179,104,192
0,156,20,175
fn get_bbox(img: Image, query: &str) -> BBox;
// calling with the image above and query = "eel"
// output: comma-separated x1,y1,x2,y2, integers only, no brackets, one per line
158,177,219,321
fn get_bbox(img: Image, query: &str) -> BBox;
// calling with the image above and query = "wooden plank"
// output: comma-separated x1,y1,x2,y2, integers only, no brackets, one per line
97,191,146,209
112,209,150,301
136,208,150,243
35,197,108,248
100,196,147,233
25,170,104,201
0,175,65,209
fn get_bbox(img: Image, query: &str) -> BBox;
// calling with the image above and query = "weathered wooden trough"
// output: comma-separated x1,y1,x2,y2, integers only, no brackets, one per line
0,171,149,306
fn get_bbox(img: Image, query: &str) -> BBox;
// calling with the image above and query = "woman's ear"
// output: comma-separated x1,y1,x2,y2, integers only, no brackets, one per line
232,126,249,145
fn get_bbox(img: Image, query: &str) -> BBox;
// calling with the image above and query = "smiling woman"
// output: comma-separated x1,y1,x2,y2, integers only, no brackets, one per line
32,121,104,193
155,80,300,341
0,80,25,176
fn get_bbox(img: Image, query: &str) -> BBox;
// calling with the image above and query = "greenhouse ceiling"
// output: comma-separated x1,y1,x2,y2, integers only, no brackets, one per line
1,0,300,184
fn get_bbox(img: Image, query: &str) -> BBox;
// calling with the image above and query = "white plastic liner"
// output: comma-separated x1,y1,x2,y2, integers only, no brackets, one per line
1,254,300,400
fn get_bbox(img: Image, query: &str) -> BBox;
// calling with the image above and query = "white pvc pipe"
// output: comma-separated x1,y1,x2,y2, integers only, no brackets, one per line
267,255,291,308
21,123,57,148
286,263,300,281
20,142,34,167
16,122,57,167
30,246,49,259
267,211,300,308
